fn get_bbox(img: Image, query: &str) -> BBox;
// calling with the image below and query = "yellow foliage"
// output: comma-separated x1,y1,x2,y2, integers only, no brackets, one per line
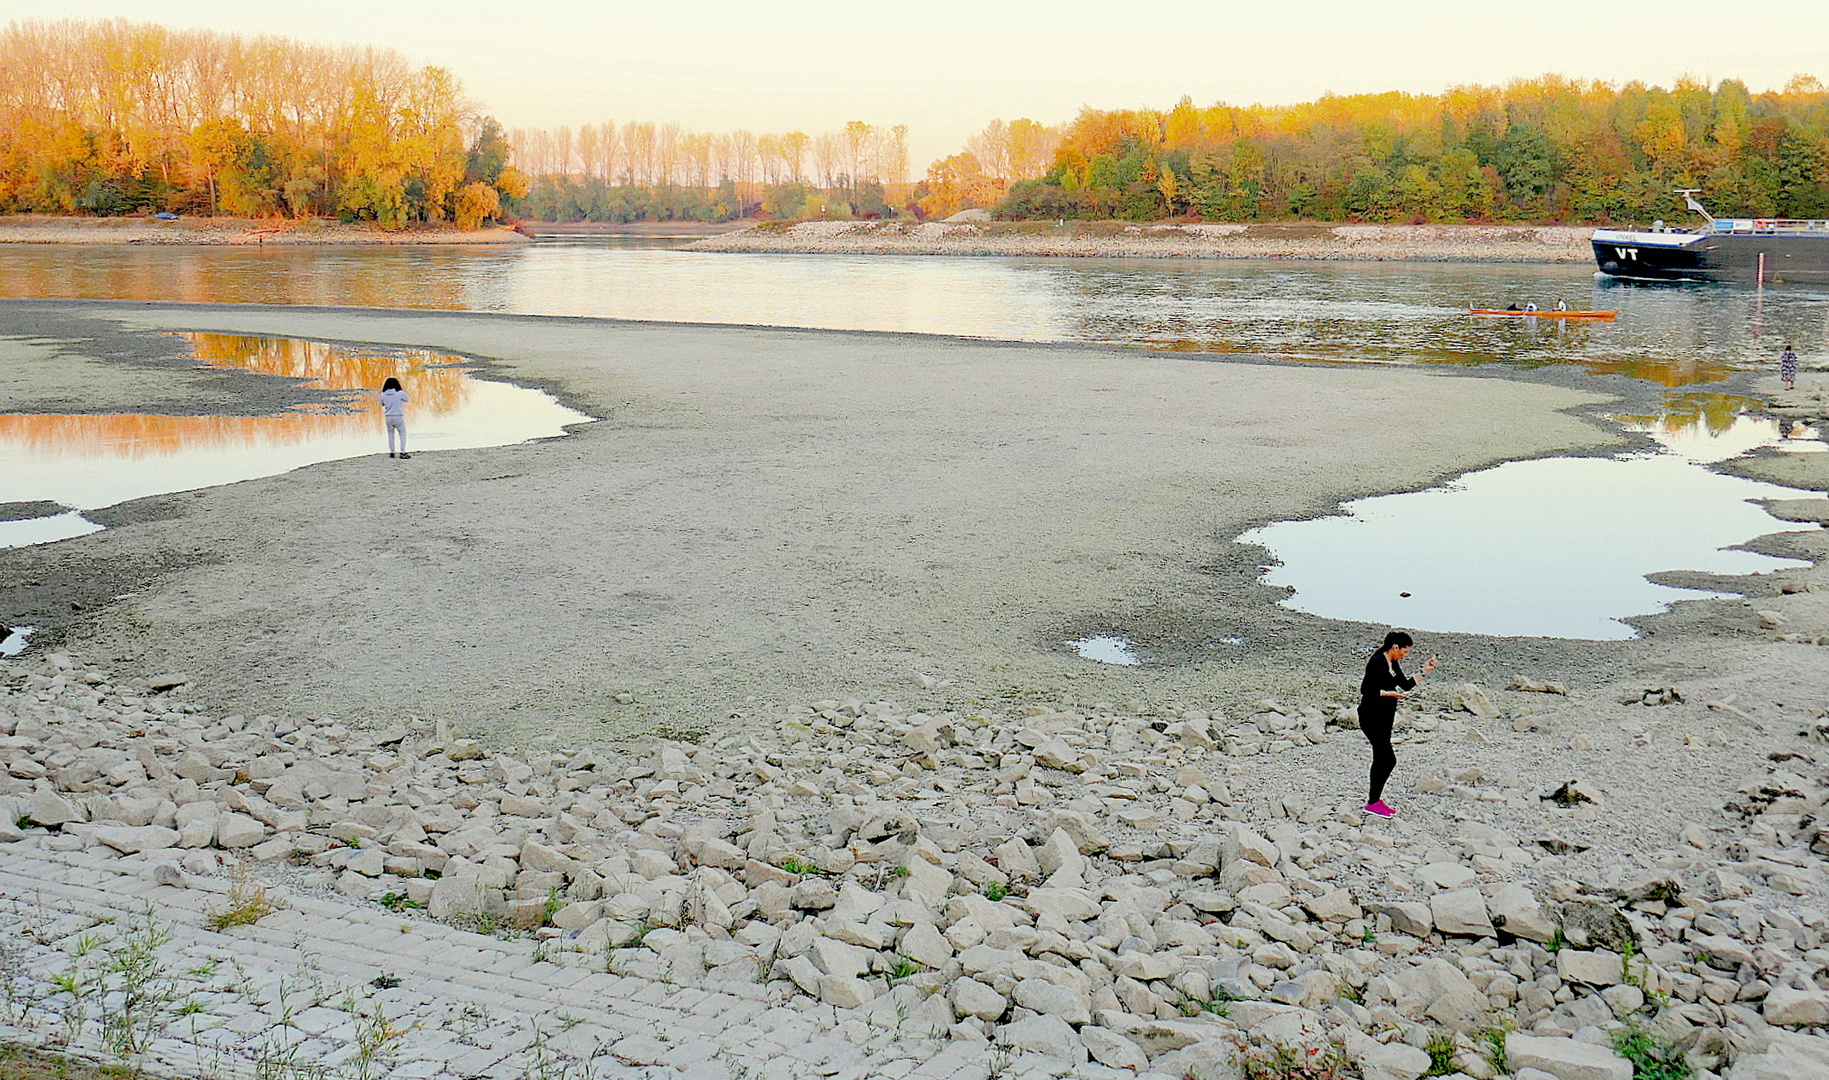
454,181,500,230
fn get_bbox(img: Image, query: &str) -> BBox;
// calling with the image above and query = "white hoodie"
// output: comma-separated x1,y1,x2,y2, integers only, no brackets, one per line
380,387,408,418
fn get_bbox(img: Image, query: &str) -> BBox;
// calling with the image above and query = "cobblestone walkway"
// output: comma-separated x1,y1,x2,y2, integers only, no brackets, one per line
0,844,1018,1080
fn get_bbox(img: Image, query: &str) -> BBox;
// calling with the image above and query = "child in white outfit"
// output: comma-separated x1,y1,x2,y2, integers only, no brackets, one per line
381,377,409,459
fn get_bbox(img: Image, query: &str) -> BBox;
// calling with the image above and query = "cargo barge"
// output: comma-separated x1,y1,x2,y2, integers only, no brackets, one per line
1592,190,1829,284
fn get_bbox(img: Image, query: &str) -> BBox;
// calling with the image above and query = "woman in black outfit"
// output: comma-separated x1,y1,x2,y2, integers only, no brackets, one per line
1359,630,1436,818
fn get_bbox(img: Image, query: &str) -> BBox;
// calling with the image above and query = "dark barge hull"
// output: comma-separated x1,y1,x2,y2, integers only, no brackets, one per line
1593,234,1829,285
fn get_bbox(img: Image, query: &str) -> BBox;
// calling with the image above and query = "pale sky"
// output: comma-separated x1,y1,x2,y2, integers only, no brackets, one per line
15,0,1827,172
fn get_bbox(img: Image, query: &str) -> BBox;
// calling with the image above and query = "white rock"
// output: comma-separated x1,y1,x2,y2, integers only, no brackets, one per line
1557,949,1623,987
1505,1033,1632,1080
27,791,82,827
1013,978,1091,1025
900,922,953,969
1110,951,1182,981
1081,1026,1148,1071
520,840,573,875
817,975,876,1008
94,825,179,854
1765,987,1829,1027
1025,887,1099,922
1489,882,1558,942
1431,888,1494,937
808,936,870,979
1347,1031,1432,1080
950,976,1006,1021
1725,1030,1829,1080
999,1014,1086,1063
216,812,266,849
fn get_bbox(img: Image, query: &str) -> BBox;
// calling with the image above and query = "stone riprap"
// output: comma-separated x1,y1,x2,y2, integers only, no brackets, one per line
687,221,1598,262
1,650,1828,1079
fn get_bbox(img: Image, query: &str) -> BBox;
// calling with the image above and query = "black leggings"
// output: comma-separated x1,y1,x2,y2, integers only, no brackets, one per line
1361,707,1396,804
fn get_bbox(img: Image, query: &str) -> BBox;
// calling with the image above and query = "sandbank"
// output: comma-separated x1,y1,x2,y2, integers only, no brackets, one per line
0,215,528,246
0,300,1818,748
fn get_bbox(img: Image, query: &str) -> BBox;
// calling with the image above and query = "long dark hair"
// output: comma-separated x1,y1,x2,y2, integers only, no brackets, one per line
1380,630,1414,652
382,377,402,391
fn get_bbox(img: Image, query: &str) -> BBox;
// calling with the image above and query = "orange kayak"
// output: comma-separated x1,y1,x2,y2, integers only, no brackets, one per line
1469,308,1618,320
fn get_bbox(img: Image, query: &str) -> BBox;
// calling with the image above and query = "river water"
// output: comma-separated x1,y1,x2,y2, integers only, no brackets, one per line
2,240,1826,381
2,240,1825,641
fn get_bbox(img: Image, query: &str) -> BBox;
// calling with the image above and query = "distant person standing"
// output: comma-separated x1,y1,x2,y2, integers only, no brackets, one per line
1358,630,1437,818
1781,344,1798,391
381,376,410,459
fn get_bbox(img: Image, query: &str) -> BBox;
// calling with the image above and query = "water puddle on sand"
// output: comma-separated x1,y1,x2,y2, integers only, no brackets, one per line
0,626,32,657
1239,411,1818,640
1070,635,1141,665
0,334,594,548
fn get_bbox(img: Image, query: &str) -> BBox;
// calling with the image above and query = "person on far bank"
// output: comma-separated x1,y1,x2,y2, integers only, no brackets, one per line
1781,344,1798,392
381,376,410,459
1359,629,1436,818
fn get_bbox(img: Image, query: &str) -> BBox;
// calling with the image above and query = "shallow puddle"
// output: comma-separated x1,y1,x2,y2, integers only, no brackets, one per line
1239,414,1817,640
0,626,30,657
0,334,594,548
1070,635,1141,665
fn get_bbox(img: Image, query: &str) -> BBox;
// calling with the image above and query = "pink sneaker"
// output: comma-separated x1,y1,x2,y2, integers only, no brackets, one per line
1363,800,1395,818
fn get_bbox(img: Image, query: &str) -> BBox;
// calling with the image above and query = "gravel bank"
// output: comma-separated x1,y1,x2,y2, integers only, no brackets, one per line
688,221,1597,262
2,621,1828,1078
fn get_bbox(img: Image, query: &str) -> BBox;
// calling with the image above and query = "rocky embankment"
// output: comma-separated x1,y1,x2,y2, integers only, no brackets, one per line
3,647,1829,1080
687,221,1597,262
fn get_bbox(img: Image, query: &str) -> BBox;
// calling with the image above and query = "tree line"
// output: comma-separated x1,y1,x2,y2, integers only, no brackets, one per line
10,18,1825,228
507,120,910,223
0,18,525,226
936,76,1829,224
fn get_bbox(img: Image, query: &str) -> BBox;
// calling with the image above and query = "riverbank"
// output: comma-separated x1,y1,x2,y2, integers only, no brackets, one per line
687,220,1597,262
0,215,529,245
2,300,1828,1078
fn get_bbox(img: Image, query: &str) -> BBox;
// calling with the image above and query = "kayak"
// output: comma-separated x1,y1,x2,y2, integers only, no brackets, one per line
1469,308,1618,320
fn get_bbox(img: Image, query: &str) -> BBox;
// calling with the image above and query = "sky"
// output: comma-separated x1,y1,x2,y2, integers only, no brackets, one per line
13,0,1828,173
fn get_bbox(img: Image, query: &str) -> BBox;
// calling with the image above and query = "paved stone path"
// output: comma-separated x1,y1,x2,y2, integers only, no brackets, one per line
0,843,1039,1080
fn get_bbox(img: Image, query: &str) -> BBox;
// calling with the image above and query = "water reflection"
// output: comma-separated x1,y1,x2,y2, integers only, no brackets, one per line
1,247,1823,386
0,334,594,547
1239,415,1812,640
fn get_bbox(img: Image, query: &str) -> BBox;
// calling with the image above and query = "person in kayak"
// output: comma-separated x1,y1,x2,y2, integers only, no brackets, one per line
1358,630,1437,818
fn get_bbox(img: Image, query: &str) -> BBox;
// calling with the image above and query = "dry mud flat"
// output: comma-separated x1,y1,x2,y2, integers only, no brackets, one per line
688,221,1597,262
0,300,1673,744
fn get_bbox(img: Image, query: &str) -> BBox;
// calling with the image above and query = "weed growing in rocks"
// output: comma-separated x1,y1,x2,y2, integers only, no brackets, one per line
1473,1024,1510,1073
95,911,195,1061
1611,1020,1693,1080
206,867,274,930
1422,1030,1458,1077
1233,1034,1354,1080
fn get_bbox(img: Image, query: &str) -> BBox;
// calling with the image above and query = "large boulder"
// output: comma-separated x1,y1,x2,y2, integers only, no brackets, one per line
1725,1030,1829,1080
1490,883,1559,942
1431,888,1495,937
1505,1033,1632,1080
1765,987,1829,1027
